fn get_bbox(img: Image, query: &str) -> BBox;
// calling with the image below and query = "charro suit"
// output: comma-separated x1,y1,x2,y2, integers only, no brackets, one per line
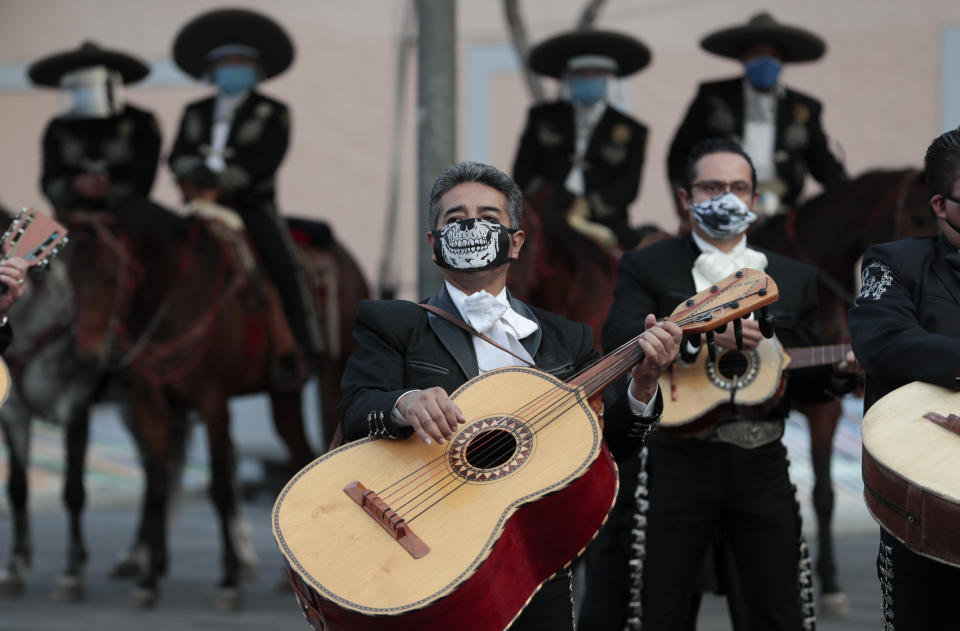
581,236,832,631
513,102,647,248
40,104,161,215
667,78,845,208
848,235,960,630
338,284,661,630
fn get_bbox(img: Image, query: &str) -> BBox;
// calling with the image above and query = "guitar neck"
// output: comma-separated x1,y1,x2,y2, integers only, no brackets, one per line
566,336,645,399
785,343,851,369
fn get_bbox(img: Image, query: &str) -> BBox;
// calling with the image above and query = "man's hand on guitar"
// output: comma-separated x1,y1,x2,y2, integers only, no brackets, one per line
712,318,763,350
629,314,682,402
0,257,28,314
396,386,467,446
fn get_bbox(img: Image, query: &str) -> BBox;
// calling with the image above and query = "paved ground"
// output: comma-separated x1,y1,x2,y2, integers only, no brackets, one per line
0,392,885,629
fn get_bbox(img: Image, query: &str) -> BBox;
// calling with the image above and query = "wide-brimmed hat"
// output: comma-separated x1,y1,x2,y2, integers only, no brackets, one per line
28,41,149,87
173,8,294,80
700,12,825,63
529,30,651,79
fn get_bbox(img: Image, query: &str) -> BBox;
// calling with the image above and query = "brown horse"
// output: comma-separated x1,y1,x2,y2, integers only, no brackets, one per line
63,200,366,609
507,187,619,343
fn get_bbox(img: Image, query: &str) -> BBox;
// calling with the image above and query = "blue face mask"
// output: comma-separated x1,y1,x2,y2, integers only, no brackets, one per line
744,56,782,90
212,64,258,96
570,76,607,106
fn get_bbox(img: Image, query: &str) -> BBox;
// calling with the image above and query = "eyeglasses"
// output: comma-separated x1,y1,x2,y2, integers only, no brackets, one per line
691,180,753,197
944,194,960,205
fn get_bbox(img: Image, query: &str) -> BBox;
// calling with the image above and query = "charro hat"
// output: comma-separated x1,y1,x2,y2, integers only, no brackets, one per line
28,41,149,87
529,30,651,79
700,12,825,63
172,8,294,80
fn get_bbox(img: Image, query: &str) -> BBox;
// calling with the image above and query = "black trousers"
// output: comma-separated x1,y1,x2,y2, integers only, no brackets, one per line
879,528,960,629
582,432,803,631
511,572,573,631
238,206,320,355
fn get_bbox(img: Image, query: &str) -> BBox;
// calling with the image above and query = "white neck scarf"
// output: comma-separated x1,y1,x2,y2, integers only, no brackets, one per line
690,232,768,292
445,283,538,373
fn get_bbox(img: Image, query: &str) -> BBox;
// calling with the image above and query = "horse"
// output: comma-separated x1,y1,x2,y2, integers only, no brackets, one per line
748,168,934,603
0,257,103,599
507,187,620,343
62,200,366,609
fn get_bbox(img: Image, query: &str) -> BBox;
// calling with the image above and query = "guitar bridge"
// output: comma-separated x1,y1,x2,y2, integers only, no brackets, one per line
343,481,430,559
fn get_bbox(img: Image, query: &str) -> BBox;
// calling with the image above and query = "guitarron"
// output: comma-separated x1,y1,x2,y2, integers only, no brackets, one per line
273,269,778,631
861,381,960,567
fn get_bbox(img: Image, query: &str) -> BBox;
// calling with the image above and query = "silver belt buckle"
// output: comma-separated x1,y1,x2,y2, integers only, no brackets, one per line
715,419,784,449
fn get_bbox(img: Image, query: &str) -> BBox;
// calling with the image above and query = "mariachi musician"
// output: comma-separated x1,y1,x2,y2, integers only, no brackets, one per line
848,127,960,630
168,7,322,361
513,29,651,251
29,42,161,217
667,12,846,226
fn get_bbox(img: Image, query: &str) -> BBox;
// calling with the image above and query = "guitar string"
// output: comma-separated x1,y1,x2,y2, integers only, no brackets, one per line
378,274,765,506
379,283,766,517
381,280,764,514
377,279,768,517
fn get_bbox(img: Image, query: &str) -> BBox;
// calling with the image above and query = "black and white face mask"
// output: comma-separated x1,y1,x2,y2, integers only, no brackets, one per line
690,192,758,240
432,218,517,272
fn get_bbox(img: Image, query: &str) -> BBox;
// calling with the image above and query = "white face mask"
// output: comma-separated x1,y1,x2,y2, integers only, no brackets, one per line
689,192,758,240
60,66,125,118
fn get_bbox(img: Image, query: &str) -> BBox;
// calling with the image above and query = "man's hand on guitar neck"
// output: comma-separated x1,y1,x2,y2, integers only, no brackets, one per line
0,257,28,317
629,315,683,403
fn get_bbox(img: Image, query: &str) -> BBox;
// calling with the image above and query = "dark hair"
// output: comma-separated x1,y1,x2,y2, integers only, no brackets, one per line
923,127,960,199
427,161,523,230
682,138,757,194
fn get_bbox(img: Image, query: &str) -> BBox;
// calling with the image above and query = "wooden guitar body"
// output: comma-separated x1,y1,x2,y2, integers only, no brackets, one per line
273,366,618,631
861,381,960,567
659,337,791,432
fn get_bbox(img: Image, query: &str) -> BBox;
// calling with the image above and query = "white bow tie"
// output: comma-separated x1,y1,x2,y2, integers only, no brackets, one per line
692,248,768,290
461,290,538,340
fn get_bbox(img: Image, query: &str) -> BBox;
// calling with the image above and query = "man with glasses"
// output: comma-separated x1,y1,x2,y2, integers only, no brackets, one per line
580,138,846,630
848,127,960,629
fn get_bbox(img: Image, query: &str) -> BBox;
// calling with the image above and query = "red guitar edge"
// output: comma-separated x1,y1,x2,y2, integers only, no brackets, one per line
285,443,619,631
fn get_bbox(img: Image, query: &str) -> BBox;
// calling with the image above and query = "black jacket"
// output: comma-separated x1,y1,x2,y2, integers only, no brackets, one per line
338,285,660,462
849,235,960,412
603,235,834,416
513,102,646,231
168,90,289,211
667,78,846,207
40,104,161,214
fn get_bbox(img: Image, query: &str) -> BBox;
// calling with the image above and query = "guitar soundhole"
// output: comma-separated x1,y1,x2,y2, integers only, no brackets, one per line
705,348,760,391
717,350,749,379
448,416,533,482
464,430,517,469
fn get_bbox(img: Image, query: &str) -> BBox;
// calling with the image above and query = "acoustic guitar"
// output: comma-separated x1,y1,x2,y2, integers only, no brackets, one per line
861,381,960,568
273,269,778,631
659,340,851,432
0,208,69,407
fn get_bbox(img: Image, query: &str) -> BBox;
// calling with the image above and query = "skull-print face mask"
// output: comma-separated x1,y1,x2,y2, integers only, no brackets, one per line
431,218,517,272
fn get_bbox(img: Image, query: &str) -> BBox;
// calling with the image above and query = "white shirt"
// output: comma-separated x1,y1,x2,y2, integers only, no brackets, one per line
564,101,608,195
205,91,249,173
741,80,778,183
690,231,769,293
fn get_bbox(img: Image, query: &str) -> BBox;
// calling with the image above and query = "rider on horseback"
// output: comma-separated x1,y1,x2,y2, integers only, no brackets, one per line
29,42,162,218
667,12,847,228
513,29,653,252
168,8,323,371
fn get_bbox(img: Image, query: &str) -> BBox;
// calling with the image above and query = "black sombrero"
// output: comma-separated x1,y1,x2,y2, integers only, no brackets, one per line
28,41,149,87
529,30,651,79
173,8,294,80
700,12,825,63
